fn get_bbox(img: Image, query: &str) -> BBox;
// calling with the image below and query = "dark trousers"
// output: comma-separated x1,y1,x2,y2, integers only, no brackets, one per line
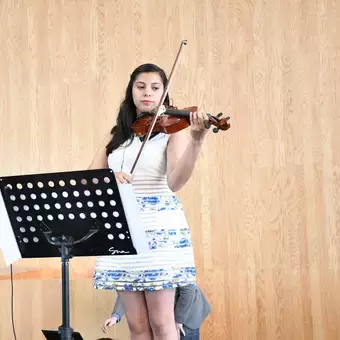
180,326,200,340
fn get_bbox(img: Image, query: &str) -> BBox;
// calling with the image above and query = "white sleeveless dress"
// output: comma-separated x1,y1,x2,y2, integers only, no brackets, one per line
93,133,197,291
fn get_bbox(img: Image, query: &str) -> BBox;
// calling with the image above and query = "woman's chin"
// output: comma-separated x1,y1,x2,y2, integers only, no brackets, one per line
137,105,157,113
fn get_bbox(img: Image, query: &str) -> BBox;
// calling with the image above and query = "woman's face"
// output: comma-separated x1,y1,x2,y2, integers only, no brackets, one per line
132,72,164,115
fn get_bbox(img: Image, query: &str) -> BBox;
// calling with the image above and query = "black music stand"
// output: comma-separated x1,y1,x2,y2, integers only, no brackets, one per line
0,169,137,340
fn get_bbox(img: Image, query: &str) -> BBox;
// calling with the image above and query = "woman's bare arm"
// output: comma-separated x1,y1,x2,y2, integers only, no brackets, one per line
88,131,112,169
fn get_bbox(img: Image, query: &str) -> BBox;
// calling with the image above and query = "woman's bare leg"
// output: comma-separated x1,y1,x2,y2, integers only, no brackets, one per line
145,289,177,340
118,291,153,340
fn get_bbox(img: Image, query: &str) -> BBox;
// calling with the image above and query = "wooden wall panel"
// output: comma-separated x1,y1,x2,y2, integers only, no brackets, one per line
1,0,340,339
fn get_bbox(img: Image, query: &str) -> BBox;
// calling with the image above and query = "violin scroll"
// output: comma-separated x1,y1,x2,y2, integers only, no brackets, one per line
206,112,231,133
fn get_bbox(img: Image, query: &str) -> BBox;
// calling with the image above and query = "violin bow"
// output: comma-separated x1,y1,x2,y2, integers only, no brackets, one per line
129,39,187,176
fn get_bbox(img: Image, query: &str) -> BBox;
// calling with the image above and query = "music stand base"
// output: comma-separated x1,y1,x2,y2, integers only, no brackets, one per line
41,329,84,340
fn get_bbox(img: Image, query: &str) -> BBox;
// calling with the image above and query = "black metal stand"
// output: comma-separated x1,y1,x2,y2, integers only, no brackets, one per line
0,169,138,340
59,241,74,340
43,228,99,340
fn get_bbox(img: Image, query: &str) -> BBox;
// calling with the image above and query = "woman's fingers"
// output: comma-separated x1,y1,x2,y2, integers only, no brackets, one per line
119,177,128,184
198,111,205,129
115,172,132,184
191,111,210,131
202,112,211,129
123,173,132,183
116,175,126,184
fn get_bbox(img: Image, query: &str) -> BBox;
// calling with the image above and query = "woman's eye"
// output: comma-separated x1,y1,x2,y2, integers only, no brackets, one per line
153,87,160,91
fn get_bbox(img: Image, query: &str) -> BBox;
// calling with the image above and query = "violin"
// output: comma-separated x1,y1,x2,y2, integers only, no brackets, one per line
129,40,231,176
132,105,230,136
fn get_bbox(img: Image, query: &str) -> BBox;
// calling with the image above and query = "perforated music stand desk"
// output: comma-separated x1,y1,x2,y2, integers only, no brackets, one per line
0,169,137,340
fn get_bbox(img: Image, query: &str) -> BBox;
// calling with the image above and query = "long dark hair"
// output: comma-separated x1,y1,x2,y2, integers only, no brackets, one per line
106,63,170,156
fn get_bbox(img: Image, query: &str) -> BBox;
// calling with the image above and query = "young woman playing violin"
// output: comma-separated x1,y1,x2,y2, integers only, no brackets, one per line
88,57,223,339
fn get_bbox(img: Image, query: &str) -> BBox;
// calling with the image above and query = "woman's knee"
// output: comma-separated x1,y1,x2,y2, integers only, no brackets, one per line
149,315,175,336
145,289,176,335
127,315,151,335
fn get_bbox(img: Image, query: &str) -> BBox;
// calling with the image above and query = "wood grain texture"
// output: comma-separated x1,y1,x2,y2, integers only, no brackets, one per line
1,0,340,339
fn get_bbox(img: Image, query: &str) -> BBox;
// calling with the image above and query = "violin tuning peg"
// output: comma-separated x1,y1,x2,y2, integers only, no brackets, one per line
213,127,219,133
217,112,223,117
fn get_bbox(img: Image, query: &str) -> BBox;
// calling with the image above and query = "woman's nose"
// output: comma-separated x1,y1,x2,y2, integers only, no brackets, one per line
144,87,152,97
